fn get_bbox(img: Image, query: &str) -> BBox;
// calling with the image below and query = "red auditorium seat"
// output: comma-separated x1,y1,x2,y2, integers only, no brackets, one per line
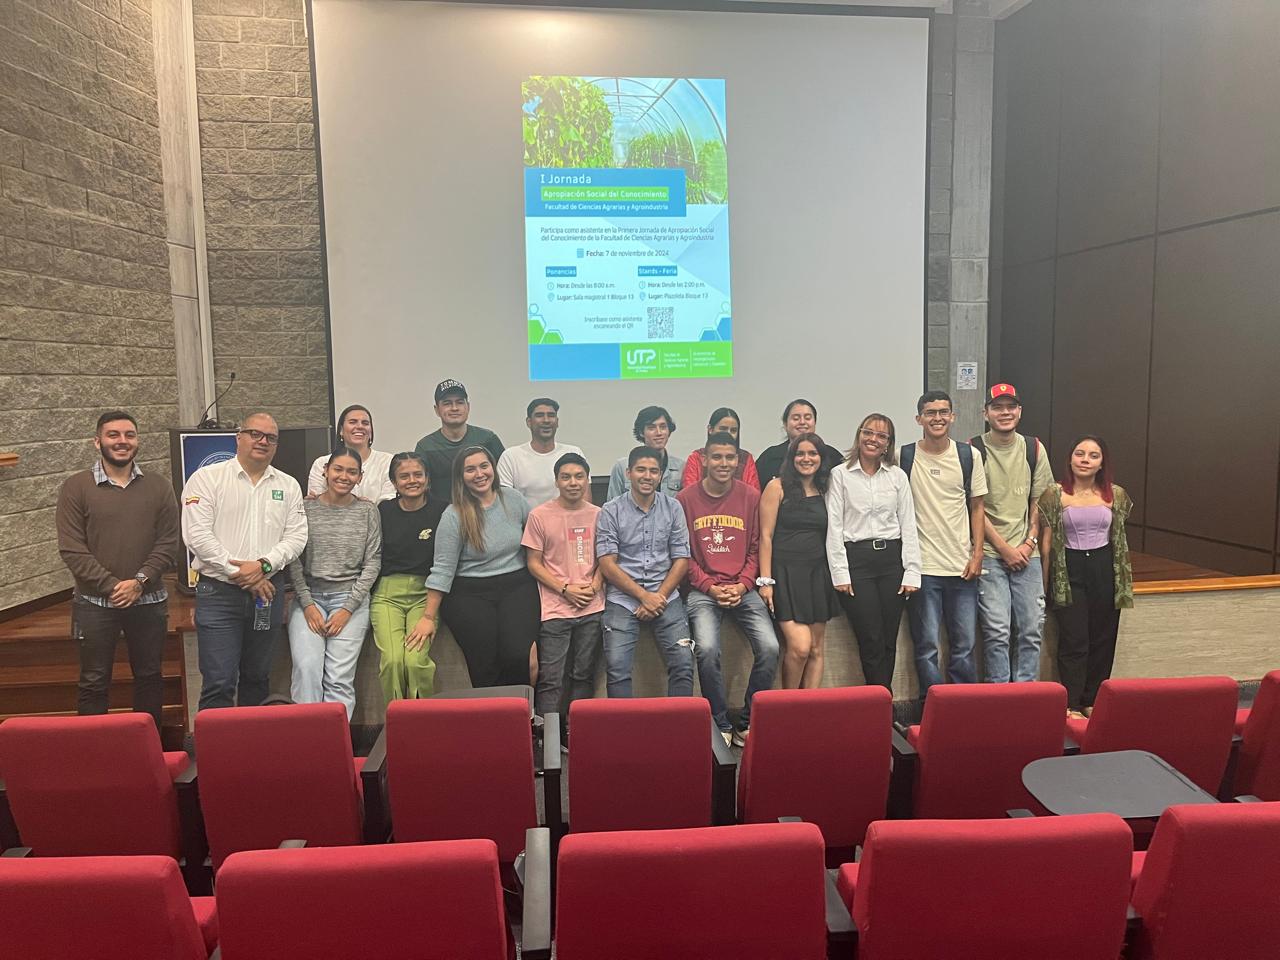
0,854,216,959
215,840,511,960
194,702,366,869
378,697,539,866
555,822,828,960
1234,670,1280,800
837,814,1133,960
0,714,195,859
568,697,725,832
896,682,1067,818
737,686,890,859
1130,801,1280,959
1064,676,1238,793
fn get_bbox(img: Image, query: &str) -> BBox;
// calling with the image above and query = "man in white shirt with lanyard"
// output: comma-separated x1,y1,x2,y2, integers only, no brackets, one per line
181,412,308,710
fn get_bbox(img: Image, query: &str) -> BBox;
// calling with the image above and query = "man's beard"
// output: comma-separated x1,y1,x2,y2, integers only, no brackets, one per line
101,448,136,469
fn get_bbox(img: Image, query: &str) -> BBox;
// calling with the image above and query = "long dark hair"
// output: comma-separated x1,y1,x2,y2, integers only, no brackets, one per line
1061,434,1114,503
780,433,831,500
450,445,512,553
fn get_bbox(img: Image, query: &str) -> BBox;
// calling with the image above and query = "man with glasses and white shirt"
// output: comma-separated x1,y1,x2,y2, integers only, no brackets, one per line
181,412,308,710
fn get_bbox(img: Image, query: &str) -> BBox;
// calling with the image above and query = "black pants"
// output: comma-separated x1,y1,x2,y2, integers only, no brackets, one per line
1054,546,1121,709
838,540,907,690
74,597,168,731
442,569,541,688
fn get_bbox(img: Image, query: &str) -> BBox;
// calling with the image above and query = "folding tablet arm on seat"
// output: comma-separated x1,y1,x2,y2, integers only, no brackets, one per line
515,827,552,960
773,815,858,954
0,779,18,851
539,714,563,840
360,730,389,843
710,721,736,825
173,763,210,894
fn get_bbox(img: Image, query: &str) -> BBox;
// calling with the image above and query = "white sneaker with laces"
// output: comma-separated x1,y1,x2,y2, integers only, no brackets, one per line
732,726,748,748
720,730,734,747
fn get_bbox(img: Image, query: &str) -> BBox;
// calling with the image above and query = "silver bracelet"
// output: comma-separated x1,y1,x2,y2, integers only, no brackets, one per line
755,576,776,587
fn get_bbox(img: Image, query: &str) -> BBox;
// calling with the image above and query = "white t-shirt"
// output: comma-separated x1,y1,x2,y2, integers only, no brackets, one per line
308,449,396,502
497,441,585,507
904,439,988,577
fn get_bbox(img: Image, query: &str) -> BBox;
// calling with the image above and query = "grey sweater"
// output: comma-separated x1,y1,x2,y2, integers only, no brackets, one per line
425,488,530,593
289,499,382,612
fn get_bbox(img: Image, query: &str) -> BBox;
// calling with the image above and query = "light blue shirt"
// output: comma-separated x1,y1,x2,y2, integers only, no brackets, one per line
606,452,685,500
595,491,690,613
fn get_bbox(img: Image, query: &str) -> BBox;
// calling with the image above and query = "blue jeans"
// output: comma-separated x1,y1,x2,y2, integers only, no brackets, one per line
685,589,780,732
602,598,695,698
288,586,372,718
978,556,1045,683
907,574,979,697
195,575,285,710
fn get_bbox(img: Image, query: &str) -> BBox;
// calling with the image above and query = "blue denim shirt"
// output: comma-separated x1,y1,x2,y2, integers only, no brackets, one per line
596,491,691,613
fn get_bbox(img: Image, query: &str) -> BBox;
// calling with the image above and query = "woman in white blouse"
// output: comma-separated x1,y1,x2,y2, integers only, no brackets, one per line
307,404,396,502
825,413,921,691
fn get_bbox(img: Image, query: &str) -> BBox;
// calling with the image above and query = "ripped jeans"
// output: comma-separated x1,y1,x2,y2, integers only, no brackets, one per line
602,598,695,698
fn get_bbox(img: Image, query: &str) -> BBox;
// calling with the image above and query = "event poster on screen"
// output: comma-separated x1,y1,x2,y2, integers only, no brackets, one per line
522,77,732,381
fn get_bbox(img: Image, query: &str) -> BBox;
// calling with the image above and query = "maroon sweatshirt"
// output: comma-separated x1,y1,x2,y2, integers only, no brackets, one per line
676,479,761,594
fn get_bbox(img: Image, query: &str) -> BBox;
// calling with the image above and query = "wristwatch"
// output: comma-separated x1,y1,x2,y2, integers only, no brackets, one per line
1025,537,1039,548
134,574,149,588
258,558,273,574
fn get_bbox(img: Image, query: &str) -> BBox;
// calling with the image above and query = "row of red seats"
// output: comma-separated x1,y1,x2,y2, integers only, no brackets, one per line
1,671,1277,881
4,802,1279,959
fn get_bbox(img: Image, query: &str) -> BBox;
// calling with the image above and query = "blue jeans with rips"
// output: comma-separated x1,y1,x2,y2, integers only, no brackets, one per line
602,598,695,698
978,556,1045,683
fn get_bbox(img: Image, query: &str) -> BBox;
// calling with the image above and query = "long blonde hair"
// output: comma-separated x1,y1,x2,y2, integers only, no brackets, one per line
451,445,497,552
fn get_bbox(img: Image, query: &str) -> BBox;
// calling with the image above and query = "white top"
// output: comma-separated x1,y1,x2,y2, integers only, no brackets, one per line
307,448,396,502
181,457,308,582
824,460,922,589
497,441,585,507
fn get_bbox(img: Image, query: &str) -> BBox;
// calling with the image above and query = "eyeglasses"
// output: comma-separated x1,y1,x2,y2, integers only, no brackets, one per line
920,408,953,419
860,429,891,443
239,428,279,445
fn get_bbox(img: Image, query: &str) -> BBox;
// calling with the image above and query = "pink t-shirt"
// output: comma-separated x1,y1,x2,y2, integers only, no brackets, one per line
521,500,605,621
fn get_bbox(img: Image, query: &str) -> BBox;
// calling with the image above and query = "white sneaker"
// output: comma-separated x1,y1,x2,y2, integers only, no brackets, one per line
720,730,734,747
732,726,748,748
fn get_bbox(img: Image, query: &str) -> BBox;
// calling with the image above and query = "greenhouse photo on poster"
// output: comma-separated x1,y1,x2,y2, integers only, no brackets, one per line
522,76,732,382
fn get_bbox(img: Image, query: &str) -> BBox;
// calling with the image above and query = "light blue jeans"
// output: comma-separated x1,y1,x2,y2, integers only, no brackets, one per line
907,574,979,697
602,598,695,699
288,587,371,718
978,556,1045,683
685,589,780,732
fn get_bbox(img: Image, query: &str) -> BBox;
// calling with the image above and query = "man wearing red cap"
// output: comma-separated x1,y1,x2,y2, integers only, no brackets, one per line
973,384,1054,682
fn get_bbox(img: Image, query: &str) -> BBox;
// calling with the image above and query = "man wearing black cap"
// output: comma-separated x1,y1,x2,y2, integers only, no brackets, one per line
972,383,1054,683
414,380,505,506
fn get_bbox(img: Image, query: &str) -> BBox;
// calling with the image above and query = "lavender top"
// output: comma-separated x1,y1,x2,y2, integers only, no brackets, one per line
1063,504,1112,551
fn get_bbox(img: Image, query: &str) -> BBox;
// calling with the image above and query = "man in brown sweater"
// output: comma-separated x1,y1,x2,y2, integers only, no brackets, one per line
55,411,181,730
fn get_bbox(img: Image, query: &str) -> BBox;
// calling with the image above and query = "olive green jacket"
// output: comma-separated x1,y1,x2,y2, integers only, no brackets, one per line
1038,483,1134,610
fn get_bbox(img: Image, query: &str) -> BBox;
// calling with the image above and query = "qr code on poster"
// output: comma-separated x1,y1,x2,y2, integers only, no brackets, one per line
646,306,674,339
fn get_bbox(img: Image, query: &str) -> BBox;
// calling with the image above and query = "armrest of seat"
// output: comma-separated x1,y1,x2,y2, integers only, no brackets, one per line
1006,808,1036,818
1233,794,1262,803
1217,732,1245,801
173,761,211,895
361,727,390,844
824,866,857,949
1,846,32,857
711,721,737,826
0,778,19,852
1063,735,1081,756
519,827,552,960
888,729,917,820
540,713,563,840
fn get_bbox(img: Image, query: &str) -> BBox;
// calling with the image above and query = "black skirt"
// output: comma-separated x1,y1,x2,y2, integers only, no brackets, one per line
773,552,841,625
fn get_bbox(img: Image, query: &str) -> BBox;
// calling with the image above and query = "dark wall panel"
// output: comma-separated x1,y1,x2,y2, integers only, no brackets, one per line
1143,530,1275,578
1051,239,1153,526
1147,213,1280,549
1158,0,1280,231
996,258,1055,442
1055,0,1160,255
997,0,1061,268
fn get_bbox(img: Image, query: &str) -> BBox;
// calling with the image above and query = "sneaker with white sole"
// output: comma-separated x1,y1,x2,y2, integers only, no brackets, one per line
732,726,748,748
720,730,734,747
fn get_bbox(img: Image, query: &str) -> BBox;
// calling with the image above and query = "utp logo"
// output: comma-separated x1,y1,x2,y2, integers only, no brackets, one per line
626,349,657,364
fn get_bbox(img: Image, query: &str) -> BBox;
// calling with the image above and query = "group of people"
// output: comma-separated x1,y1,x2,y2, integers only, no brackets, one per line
56,379,1133,741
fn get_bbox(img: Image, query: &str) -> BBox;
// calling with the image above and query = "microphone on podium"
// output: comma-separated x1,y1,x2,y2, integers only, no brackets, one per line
196,372,237,429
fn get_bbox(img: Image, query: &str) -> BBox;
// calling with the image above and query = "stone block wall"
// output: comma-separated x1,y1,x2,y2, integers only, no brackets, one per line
0,0,176,610
192,0,330,429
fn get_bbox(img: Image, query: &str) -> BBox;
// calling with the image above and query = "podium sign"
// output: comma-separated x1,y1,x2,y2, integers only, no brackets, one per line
174,430,237,587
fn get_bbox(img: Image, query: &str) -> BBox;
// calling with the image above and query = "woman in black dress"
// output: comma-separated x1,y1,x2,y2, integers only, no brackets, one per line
758,433,842,688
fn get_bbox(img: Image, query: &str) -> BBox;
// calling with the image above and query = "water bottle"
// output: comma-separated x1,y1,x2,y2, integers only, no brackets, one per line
252,595,272,631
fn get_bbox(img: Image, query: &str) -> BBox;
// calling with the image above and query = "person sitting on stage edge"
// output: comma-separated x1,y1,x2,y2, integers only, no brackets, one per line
498,397,585,508
414,379,504,506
